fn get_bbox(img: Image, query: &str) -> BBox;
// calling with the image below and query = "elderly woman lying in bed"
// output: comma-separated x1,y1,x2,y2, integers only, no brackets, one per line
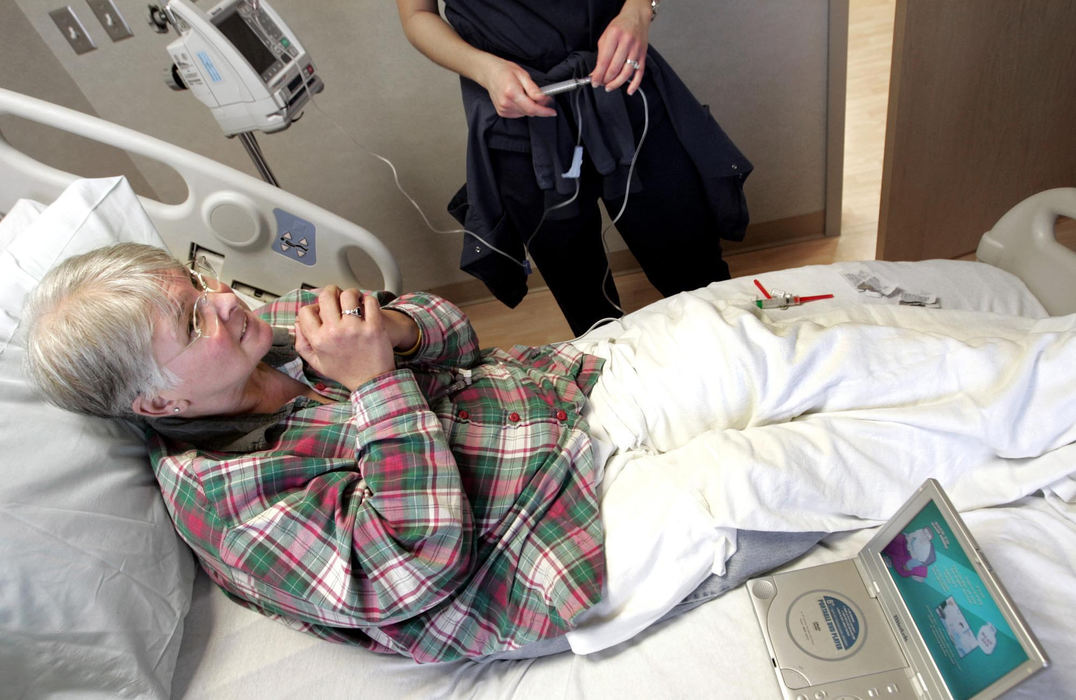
23,243,1076,663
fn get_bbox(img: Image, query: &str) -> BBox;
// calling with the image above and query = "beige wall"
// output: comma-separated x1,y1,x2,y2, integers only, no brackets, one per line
1,0,837,294
0,0,156,195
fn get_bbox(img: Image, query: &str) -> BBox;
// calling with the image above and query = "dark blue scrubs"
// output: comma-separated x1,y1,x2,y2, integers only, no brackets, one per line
443,0,753,334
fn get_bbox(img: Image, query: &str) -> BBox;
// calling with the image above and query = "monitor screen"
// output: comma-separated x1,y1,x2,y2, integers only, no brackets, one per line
216,10,276,76
881,500,1029,700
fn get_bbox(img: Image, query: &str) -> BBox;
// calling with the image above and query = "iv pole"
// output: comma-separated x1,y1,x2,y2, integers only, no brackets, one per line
235,131,279,187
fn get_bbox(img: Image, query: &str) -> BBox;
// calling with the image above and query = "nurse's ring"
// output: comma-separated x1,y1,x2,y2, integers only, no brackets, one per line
342,307,363,318
625,58,641,70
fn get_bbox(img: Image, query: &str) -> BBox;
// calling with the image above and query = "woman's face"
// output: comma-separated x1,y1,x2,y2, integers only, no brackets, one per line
146,268,274,417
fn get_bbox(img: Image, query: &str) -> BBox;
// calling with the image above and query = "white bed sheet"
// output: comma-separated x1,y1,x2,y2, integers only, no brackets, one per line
172,494,1076,699
172,258,1076,699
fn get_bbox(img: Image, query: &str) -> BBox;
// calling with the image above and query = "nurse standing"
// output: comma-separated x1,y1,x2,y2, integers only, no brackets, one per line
396,0,753,335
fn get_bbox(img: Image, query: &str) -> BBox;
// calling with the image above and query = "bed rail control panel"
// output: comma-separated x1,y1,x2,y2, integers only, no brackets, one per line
273,209,317,265
160,0,324,135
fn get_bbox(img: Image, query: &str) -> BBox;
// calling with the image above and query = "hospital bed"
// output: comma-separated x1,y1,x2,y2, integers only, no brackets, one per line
2,86,1075,699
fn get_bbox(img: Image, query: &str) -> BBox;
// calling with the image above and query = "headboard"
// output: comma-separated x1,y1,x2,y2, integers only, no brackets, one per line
0,87,401,296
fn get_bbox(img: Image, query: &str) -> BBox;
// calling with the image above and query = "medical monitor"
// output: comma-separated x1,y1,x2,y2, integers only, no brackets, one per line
215,9,280,76
165,0,323,135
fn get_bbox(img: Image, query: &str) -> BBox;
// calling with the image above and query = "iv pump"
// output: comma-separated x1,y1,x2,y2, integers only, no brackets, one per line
156,0,323,136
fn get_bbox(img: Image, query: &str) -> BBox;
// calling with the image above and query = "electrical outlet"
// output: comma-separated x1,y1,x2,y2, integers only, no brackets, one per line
49,6,96,55
85,0,133,42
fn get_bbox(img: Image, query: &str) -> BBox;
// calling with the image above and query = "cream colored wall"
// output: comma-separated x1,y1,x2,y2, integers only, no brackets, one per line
0,1,156,195
1,0,835,294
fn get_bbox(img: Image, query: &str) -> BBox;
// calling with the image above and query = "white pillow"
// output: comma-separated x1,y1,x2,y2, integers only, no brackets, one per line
0,197,46,248
0,177,167,350
0,198,46,344
0,177,195,698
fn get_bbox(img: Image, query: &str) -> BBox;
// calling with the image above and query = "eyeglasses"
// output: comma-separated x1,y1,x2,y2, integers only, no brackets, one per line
182,256,223,351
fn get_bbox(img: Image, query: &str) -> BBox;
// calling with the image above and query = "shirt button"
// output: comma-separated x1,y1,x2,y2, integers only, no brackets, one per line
555,409,568,421
315,382,327,391
508,412,520,423
458,410,469,420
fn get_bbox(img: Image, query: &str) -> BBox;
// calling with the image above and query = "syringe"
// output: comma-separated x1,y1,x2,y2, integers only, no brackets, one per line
541,76,592,96
753,279,833,309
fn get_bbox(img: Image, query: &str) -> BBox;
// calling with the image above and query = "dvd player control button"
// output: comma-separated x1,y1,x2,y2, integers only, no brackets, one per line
750,579,777,599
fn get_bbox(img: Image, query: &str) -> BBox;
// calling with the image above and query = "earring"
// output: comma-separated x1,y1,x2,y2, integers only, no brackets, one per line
173,407,181,414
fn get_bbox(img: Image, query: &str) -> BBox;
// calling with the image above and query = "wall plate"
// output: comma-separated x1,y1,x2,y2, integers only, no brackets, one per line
49,6,96,55
85,0,134,42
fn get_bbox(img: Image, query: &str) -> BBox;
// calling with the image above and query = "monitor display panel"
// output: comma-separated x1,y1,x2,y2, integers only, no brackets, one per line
216,10,276,76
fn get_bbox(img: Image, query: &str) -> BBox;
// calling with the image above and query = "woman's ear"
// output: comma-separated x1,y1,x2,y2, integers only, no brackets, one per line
131,393,183,417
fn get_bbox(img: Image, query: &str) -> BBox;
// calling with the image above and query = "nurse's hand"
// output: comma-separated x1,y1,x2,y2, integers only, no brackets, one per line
591,0,651,95
482,58,556,118
295,286,397,391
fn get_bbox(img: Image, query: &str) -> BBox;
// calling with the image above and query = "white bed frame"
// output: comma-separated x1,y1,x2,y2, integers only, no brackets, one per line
0,87,401,297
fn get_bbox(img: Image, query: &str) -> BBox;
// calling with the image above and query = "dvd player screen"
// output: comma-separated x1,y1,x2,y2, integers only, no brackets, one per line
881,500,1028,699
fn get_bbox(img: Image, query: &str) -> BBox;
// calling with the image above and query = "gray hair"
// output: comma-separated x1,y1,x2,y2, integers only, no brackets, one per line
24,243,187,417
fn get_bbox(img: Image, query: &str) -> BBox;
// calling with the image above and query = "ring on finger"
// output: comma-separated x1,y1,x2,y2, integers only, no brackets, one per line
625,58,641,70
342,307,364,318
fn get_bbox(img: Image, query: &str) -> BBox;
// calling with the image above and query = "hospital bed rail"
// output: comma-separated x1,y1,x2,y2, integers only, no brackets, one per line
977,187,1076,316
0,87,401,296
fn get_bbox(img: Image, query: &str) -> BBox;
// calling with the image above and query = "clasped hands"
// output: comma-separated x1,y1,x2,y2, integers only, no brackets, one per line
484,1,651,118
294,286,419,391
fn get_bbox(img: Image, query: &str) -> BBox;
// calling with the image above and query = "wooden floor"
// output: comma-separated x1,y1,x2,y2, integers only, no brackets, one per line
461,1,897,349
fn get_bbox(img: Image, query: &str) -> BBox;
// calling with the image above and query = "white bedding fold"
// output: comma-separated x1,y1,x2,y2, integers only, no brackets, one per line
568,289,1076,653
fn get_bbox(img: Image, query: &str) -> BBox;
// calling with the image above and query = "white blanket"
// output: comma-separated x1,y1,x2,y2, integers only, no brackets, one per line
567,267,1076,653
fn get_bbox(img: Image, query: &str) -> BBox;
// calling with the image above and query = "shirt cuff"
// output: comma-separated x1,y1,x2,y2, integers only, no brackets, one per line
350,369,428,428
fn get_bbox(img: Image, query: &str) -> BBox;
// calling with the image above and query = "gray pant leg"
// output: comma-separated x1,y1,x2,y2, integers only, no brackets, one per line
476,529,823,662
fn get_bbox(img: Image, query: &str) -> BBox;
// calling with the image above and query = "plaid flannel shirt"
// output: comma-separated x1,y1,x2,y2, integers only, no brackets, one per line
148,290,606,662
